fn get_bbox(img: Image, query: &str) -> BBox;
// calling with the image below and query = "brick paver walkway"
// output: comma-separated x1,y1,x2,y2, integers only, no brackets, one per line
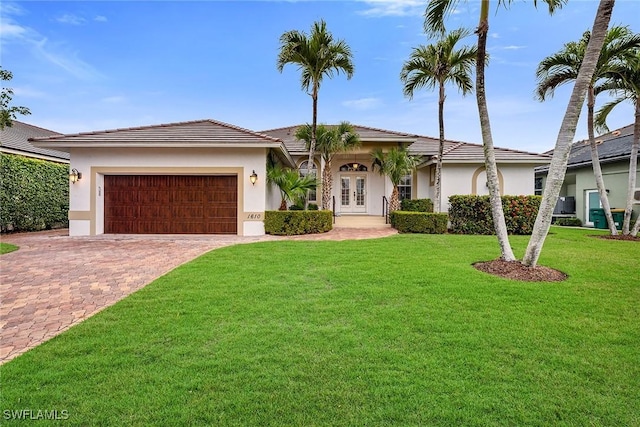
0,226,396,364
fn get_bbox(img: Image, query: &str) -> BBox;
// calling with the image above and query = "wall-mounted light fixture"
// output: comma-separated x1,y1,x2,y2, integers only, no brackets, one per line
249,170,258,186
69,168,82,184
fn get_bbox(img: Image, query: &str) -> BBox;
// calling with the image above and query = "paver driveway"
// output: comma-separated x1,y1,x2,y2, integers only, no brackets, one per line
0,226,396,364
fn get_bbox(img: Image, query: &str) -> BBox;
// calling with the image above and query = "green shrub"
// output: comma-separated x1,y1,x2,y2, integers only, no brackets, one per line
264,210,333,235
555,217,582,227
400,198,434,212
449,195,541,235
1,153,69,232
390,211,448,234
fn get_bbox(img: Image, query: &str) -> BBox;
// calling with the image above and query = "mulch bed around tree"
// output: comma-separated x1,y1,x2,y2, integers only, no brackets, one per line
592,234,640,242
474,259,568,282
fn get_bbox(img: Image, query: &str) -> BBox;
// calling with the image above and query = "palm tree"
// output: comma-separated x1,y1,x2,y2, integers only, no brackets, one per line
371,147,421,212
536,26,640,236
267,162,318,211
277,20,354,208
400,28,477,214
295,122,361,210
595,47,640,236
425,0,616,266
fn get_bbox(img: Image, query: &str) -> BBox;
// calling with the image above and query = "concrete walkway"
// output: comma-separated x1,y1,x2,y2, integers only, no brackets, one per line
0,224,396,364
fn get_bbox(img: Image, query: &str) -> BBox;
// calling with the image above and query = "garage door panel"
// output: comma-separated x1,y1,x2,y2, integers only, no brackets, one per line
105,175,237,234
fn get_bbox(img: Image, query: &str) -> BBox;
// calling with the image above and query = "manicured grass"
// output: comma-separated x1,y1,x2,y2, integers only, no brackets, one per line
1,227,638,425
0,242,18,254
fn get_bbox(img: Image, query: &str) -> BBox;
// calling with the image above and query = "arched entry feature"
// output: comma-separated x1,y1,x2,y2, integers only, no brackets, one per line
471,167,504,195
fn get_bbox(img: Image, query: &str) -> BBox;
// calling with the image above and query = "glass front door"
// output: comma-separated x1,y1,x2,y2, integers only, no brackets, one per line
586,189,602,226
340,174,366,213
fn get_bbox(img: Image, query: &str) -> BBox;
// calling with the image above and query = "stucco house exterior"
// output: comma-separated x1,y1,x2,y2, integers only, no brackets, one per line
535,124,639,226
31,119,551,237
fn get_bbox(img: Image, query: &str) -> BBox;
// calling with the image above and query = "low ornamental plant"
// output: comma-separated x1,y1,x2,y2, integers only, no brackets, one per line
400,198,434,212
449,195,542,235
390,211,447,233
555,217,583,227
264,210,332,235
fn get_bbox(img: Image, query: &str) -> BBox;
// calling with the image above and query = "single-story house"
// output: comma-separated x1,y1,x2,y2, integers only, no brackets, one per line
535,124,639,226
31,119,551,236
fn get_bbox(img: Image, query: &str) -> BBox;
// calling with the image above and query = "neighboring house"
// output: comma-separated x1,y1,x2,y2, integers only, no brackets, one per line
31,119,550,237
0,120,67,163
535,124,639,226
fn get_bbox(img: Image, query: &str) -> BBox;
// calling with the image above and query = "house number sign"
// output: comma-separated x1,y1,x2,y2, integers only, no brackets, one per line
244,212,264,221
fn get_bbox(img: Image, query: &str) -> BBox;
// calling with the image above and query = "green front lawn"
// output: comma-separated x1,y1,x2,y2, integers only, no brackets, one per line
1,227,638,426
0,242,18,254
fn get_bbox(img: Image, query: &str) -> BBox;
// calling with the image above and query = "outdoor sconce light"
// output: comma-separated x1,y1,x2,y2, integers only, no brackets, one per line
249,170,258,186
69,168,82,184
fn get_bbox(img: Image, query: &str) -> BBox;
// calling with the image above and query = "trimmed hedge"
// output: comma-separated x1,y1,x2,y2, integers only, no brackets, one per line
555,217,582,227
390,211,448,234
449,195,542,235
264,210,333,235
1,153,69,232
400,198,434,212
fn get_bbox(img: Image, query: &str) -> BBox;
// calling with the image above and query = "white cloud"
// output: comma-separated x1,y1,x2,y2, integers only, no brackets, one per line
1,12,102,80
102,96,126,104
342,97,383,110
357,0,425,17
12,86,47,98
94,15,108,23
56,14,87,25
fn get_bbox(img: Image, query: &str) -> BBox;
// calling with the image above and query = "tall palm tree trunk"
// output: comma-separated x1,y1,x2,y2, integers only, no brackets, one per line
588,87,618,234
623,100,639,235
435,82,445,213
524,0,616,266
322,161,332,210
390,186,401,212
306,84,319,209
476,0,516,261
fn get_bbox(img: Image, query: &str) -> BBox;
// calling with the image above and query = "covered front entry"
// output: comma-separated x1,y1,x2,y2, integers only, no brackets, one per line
340,174,367,213
104,175,238,234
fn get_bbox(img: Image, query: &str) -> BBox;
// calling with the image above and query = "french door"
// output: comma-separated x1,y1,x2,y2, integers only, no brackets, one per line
340,174,366,213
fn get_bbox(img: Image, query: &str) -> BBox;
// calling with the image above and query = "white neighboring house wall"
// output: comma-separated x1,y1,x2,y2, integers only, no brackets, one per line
68,147,267,237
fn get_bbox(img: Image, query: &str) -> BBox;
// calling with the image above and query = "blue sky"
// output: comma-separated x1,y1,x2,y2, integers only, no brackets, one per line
2,0,638,153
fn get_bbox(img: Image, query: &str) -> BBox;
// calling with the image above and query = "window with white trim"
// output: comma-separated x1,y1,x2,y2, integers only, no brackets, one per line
398,174,412,201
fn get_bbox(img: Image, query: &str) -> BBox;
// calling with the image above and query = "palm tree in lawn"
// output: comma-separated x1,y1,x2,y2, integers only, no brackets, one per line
400,28,477,213
595,47,640,236
536,26,640,236
371,147,421,213
277,20,354,208
425,0,616,266
295,122,361,210
267,162,318,211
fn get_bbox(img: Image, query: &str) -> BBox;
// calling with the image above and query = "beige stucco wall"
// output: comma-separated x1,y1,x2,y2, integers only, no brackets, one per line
439,163,537,212
67,147,268,236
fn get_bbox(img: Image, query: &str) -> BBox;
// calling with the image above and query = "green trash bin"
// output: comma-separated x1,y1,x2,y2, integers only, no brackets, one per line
611,209,625,230
589,208,606,229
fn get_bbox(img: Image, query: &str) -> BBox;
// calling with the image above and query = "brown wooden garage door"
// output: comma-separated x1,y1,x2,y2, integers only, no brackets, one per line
104,175,237,234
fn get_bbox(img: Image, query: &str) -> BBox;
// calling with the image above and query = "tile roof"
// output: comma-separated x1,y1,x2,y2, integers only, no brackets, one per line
31,119,284,148
537,124,636,172
262,124,551,163
261,124,417,155
0,121,68,161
